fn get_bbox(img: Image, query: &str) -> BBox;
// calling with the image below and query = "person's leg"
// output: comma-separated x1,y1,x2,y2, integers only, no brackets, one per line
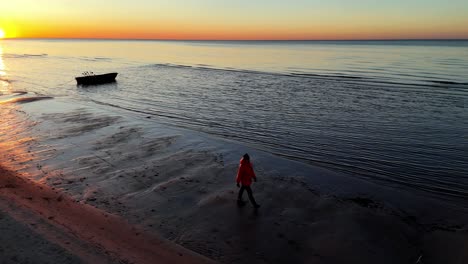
238,185,245,201
245,186,259,207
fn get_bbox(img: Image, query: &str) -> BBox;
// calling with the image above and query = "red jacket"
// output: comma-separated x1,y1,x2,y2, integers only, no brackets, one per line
236,158,256,186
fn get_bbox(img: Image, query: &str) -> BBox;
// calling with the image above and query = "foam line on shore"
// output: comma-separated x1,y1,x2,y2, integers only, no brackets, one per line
0,96,54,105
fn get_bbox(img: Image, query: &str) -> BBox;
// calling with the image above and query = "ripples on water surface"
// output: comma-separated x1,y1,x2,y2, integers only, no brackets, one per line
1,39,468,206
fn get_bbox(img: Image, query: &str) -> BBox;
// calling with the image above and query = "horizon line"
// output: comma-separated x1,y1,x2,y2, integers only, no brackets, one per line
3,37,468,42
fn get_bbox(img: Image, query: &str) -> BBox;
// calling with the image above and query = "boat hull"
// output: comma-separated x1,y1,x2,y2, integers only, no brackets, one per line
76,73,118,85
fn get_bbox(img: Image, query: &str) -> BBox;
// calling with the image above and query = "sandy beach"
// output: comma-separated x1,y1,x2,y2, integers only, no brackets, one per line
1,92,467,264
0,165,213,264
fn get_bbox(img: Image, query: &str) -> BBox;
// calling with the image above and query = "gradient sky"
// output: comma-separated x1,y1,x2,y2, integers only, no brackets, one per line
1,0,468,40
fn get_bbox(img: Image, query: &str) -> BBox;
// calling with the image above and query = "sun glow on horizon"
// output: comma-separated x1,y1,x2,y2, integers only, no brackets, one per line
1,1,468,40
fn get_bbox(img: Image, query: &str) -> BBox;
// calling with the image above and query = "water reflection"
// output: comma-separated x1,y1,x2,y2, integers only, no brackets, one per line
0,43,34,174
0,103,31,170
0,44,10,93
0,45,4,75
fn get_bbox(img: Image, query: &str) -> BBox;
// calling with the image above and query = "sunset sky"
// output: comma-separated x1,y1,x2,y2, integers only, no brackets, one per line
1,0,468,40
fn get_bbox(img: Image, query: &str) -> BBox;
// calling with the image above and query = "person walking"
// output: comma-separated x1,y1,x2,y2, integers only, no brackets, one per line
236,153,260,208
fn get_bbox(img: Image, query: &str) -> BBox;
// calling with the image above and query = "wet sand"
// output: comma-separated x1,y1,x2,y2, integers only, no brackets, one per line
0,166,214,264
0,92,467,264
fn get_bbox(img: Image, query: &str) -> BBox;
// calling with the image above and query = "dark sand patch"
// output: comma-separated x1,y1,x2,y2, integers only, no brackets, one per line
93,127,143,150
11,91,28,95
0,208,82,264
41,109,121,138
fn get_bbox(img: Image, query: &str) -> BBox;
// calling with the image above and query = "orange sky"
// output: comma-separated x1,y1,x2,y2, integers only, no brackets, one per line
1,0,468,40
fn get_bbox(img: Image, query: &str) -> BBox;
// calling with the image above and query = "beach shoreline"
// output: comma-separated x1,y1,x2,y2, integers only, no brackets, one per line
0,93,467,263
0,165,214,264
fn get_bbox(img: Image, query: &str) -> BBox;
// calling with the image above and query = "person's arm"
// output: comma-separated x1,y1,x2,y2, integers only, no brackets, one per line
236,165,242,187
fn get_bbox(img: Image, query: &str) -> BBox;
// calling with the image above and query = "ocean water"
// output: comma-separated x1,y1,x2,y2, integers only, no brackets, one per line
1,39,467,205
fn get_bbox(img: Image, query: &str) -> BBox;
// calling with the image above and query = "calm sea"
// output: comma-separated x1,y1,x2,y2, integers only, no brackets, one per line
1,39,467,205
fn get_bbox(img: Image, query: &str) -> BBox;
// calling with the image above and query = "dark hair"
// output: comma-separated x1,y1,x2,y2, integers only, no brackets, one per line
243,153,250,161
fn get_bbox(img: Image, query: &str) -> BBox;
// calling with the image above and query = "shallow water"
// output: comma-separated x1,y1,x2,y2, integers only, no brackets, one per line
1,39,467,206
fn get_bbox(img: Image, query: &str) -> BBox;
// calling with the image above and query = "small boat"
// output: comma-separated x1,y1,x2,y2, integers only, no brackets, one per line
75,72,118,85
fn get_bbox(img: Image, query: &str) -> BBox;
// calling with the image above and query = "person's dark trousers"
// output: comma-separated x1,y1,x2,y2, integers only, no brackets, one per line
238,185,258,206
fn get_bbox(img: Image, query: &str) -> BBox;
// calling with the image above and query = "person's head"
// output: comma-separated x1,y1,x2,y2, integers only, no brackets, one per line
243,153,250,161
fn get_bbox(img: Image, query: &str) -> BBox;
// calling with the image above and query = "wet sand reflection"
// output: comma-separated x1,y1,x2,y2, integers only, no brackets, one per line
0,101,55,180
0,44,10,93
